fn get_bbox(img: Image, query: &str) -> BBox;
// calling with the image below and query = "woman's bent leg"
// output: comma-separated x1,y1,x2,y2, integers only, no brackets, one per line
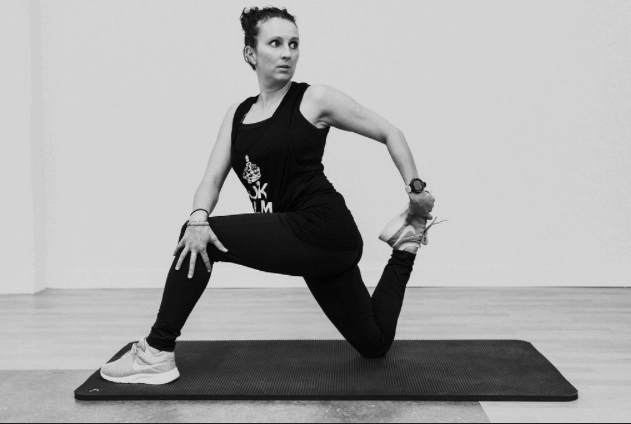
303,248,416,358
146,212,359,352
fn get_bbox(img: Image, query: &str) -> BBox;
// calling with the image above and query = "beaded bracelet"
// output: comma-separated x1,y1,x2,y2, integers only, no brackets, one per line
190,208,209,216
187,221,210,227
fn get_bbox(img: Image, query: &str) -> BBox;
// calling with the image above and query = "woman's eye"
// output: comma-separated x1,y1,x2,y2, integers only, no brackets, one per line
271,41,298,48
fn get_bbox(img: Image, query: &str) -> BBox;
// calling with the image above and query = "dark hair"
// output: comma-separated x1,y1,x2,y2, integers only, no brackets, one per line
240,6,298,71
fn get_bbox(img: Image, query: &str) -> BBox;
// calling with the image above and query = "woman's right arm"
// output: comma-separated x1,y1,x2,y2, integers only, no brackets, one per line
189,102,240,222
174,103,240,278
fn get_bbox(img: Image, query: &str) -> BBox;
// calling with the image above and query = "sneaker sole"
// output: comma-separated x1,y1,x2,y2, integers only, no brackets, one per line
100,366,180,385
378,205,409,242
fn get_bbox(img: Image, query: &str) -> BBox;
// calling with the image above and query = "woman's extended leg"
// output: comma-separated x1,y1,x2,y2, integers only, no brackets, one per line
146,212,360,352
303,248,417,358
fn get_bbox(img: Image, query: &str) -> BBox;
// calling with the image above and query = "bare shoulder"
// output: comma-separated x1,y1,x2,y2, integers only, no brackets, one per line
304,83,354,118
304,83,333,104
305,83,350,99
302,83,396,142
301,84,335,130
222,102,240,124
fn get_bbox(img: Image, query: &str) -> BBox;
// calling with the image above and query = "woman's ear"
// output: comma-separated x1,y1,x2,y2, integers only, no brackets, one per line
245,46,256,65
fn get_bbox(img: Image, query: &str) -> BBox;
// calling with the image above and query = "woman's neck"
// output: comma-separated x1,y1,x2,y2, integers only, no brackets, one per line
255,81,292,110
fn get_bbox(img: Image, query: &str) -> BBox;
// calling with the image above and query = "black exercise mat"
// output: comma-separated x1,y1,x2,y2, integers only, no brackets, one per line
75,339,578,402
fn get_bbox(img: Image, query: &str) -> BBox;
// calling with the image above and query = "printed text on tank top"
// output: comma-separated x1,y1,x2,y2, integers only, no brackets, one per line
241,82,329,131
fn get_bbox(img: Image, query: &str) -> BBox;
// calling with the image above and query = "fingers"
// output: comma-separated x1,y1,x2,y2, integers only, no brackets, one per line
424,191,436,217
201,251,213,273
188,252,197,279
175,249,214,279
175,246,189,271
186,250,214,279
209,233,229,253
173,240,183,256
173,229,226,279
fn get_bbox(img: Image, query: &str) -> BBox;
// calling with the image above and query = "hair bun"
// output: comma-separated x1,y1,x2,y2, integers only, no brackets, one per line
241,6,259,21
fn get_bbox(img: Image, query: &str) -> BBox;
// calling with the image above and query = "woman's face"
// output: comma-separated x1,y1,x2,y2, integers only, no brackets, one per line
249,17,299,81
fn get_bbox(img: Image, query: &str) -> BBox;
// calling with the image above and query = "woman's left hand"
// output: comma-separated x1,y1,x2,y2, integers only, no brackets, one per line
407,190,435,220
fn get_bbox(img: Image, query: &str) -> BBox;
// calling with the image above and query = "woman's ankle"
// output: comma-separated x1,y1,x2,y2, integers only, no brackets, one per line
146,338,172,354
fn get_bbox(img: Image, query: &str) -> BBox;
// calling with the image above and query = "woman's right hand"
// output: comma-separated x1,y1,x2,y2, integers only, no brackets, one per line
408,190,435,220
173,225,229,279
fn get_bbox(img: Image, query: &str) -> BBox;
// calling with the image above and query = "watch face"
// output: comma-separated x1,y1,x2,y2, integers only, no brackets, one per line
413,181,423,191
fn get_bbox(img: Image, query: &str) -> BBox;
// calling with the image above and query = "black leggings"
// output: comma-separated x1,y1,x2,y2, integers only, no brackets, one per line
146,212,416,358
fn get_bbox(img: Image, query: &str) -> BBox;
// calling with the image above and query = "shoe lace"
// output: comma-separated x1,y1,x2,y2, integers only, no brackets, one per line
123,342,139,359
418,216,447,244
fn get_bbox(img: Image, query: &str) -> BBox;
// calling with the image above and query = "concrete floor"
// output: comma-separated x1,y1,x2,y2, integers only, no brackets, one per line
0,370,488,423
0,287,629,423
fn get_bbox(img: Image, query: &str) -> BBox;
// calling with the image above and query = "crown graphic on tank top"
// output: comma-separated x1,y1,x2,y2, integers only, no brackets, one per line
242,155,261,184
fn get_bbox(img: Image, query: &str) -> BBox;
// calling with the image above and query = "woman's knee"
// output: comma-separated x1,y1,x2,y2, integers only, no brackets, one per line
358,338,394,359
177,220,220,263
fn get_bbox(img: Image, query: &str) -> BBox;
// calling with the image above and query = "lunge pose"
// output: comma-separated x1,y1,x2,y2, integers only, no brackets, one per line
101,6,443,385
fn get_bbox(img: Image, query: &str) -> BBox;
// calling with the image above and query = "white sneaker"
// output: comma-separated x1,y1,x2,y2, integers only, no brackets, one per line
378,204,446,254
100,337,180,384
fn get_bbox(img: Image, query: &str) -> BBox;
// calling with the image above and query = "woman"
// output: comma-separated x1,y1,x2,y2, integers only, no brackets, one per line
100,6,442,385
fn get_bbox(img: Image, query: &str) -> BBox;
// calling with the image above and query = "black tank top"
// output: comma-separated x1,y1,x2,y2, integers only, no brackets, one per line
230,81,363,251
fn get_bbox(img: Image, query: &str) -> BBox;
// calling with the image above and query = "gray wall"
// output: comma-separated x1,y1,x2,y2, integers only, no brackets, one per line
1,0,46,294
2,0,630,293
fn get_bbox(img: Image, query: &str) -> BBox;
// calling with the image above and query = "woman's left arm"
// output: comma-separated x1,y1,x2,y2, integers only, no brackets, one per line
310,84,434,218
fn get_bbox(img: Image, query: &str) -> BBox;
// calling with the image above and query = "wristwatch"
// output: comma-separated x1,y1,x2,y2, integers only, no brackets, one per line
405,178,426,194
